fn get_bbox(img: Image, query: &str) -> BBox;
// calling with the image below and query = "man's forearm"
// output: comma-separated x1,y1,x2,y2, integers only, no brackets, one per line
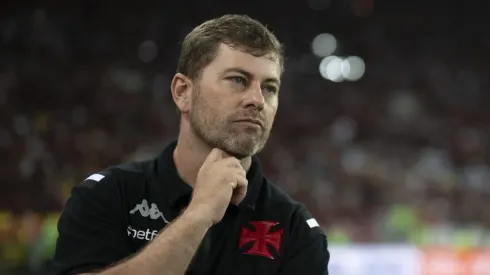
95,208,212,275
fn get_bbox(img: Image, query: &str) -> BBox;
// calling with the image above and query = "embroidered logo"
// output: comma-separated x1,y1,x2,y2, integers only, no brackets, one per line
239,221,283,259
129,199,170,223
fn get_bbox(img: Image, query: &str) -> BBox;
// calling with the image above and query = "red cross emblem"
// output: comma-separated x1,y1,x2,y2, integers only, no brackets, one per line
238,221,284,259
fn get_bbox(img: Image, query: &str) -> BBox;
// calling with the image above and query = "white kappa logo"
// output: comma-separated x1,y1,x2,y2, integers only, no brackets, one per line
129,199,170,223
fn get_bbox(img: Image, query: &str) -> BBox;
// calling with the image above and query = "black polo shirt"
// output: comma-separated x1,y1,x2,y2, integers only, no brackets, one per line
52,141,330,275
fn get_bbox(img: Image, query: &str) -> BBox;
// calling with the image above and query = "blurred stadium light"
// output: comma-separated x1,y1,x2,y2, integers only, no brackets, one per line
319,55,365,82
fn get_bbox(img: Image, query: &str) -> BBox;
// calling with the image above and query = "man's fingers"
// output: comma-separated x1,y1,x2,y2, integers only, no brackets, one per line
231,175,248,205
204,148,225,163
220,157,245,171
234,167,246,178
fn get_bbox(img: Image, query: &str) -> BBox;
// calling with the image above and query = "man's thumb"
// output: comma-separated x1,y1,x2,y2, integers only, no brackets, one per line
204,148,224,163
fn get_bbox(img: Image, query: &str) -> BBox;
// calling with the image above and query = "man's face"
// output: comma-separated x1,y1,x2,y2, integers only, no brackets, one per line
188,43,281,158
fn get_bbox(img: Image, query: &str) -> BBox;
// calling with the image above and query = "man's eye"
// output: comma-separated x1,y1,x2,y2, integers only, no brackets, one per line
229,76,246,85
263,85,278,94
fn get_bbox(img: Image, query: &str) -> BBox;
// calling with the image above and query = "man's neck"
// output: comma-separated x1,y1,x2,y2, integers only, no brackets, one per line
173,136,252,187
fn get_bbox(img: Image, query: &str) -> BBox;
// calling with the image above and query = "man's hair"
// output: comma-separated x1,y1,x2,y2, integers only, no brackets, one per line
176,14,284,80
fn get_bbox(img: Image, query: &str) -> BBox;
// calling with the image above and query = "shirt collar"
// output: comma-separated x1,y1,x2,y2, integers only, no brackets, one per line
157,141,263,210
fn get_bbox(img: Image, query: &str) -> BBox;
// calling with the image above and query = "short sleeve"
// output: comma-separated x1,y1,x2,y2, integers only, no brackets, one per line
51,171,133,275
279,206,330,275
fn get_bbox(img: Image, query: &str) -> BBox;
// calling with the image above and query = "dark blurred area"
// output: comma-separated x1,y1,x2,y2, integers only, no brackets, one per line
1,0,490,274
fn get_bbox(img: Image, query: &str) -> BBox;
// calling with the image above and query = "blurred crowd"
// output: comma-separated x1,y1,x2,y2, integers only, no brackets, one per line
2,1,490,273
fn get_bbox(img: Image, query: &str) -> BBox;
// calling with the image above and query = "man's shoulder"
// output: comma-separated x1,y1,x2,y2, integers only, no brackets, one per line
258,178,303,212
79,157,158,188
111,157,159,178
260,178,299,204
259,179,323,232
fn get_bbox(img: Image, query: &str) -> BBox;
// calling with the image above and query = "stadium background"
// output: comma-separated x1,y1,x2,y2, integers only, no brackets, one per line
1,1,490,274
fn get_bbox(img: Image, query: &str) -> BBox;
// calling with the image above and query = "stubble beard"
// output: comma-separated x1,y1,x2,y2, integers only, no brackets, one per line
188,86,270,159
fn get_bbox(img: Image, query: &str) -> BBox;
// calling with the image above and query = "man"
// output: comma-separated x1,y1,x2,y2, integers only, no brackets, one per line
52,14,330,275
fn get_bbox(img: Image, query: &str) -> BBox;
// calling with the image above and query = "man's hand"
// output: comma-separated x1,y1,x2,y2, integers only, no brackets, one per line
187,148,248,224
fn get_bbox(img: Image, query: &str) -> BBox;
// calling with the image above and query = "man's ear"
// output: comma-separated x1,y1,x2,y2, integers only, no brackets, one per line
171,73,192,113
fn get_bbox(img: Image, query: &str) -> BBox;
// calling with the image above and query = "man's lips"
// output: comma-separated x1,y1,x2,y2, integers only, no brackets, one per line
234,118,264,128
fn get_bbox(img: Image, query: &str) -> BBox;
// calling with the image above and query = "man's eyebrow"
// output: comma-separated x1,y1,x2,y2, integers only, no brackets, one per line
223,67,281,85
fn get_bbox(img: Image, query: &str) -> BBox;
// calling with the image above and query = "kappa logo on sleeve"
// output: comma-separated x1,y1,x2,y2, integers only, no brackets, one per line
85,173,105,182
306,218,319,228
129,199,170,223
80,173,107,187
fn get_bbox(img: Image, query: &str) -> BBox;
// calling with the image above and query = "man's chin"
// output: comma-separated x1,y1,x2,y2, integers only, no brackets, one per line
207,135,264,159
222,148,253,160
222,144,259,160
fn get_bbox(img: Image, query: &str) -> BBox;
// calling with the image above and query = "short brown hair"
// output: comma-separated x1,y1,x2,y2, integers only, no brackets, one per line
177,14,284,80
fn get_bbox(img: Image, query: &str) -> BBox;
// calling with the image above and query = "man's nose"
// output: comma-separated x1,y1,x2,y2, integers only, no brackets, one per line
242,83,265,109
